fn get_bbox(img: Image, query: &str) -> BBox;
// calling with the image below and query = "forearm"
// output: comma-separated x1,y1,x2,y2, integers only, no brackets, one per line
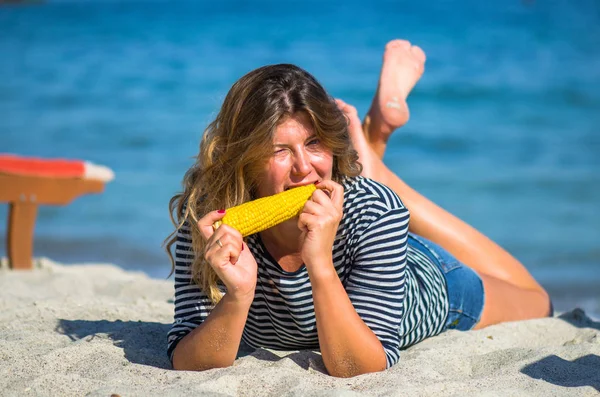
172,293,252,371
310,267,387,378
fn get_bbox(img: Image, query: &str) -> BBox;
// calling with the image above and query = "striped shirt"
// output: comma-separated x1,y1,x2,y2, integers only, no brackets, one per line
168,176,449,368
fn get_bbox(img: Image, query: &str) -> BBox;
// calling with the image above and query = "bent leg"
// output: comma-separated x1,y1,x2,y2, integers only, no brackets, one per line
341,40,550,325
363,39,426,158
380,161,552,325
339,99,548,297
475,273,551,329
378,166,545,292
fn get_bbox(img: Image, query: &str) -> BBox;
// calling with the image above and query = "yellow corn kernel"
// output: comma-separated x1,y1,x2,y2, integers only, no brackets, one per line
213,184,317,237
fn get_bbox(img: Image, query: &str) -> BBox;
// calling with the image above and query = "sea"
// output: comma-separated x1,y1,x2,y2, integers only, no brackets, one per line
1,0,599,317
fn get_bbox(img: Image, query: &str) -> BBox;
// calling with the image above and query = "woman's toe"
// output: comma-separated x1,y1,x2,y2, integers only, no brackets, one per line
410,45,426,63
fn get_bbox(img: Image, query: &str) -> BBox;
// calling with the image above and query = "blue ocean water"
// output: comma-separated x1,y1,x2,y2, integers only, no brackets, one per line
1,0,599,314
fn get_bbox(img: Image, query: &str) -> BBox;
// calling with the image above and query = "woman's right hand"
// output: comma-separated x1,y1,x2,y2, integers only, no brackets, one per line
198,210,258,304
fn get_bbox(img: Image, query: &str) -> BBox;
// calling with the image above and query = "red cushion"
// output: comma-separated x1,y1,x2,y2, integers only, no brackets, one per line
0,154,86,179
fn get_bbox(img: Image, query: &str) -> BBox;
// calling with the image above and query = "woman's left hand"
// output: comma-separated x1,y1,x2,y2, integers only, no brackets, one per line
298,179,344,277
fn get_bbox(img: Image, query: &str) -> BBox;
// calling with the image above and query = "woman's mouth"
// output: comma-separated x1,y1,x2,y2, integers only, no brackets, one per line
285,181,319,191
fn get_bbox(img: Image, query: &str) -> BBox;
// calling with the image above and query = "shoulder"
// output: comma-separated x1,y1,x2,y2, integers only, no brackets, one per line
342,176,407,212
338,176,409,245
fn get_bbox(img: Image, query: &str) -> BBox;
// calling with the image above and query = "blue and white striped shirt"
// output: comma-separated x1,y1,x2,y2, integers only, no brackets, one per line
168,176,448,368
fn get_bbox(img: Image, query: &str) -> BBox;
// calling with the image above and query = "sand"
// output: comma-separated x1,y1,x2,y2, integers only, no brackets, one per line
1,258,598,396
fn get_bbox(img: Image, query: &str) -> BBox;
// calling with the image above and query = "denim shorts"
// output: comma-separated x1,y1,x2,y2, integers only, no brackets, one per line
408,233,485,331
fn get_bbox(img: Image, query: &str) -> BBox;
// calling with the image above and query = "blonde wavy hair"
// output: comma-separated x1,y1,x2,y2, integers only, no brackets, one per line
165,64,362,304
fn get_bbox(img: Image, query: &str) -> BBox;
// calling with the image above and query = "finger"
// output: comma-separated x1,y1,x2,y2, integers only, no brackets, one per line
302,192,342,226
302,199,324,216
309,189,333,207
225,241,241,265
298,211,331,235
315,180,344,209
297,212,315,233
197,209,227,240
210,224,242,244
206,237,242,267
207,225,243,253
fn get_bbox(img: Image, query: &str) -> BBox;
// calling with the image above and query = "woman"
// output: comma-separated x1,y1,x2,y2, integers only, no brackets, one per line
165,40,551,378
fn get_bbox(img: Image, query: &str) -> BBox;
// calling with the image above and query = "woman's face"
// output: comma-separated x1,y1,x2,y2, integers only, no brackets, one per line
256,112,333,198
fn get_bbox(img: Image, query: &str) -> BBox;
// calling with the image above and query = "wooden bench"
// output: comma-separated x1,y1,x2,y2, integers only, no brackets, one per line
0,154,114,270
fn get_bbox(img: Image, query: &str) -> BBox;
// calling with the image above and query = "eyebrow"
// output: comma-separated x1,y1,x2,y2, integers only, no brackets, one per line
273,134,317,147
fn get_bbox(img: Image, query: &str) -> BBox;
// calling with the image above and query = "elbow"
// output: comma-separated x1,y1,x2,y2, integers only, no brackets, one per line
326,364,386,378
172,348,234,372
323,356,387,378
172,362,232,372
171,360,194,371
172,359,234,372
322,341,388,378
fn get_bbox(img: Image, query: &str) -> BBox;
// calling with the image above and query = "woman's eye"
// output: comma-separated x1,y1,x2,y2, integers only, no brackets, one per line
307,138,320,146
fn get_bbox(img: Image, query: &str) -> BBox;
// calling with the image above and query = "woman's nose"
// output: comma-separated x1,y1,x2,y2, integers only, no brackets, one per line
292,150,312,176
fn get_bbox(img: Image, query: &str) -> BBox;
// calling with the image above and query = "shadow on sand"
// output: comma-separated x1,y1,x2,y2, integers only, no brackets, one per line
239,347,327,374
56,309,597,378
557,308,600,330
55,319,326,373
520,308,600,391
56,319,172,369
521,354,600,392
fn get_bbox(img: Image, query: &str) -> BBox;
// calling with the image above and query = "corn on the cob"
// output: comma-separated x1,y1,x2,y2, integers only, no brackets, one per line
213,184,317,237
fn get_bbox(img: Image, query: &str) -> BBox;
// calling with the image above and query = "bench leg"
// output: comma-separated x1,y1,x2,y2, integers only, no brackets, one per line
7,201,38,270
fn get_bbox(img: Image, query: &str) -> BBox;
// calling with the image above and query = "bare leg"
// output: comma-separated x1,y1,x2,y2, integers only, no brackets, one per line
363,39,426,158
475,274,550,328
337,99,551,325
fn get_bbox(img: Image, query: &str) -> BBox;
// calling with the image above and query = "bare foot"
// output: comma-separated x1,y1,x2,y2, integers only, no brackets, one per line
336,99,378,179
365,39,426,158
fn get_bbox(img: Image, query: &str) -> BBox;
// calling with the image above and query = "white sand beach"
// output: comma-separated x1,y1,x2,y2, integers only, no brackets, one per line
1,259,598,396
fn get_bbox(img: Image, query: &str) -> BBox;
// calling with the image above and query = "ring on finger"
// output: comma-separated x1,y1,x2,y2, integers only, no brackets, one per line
216,239,223,248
